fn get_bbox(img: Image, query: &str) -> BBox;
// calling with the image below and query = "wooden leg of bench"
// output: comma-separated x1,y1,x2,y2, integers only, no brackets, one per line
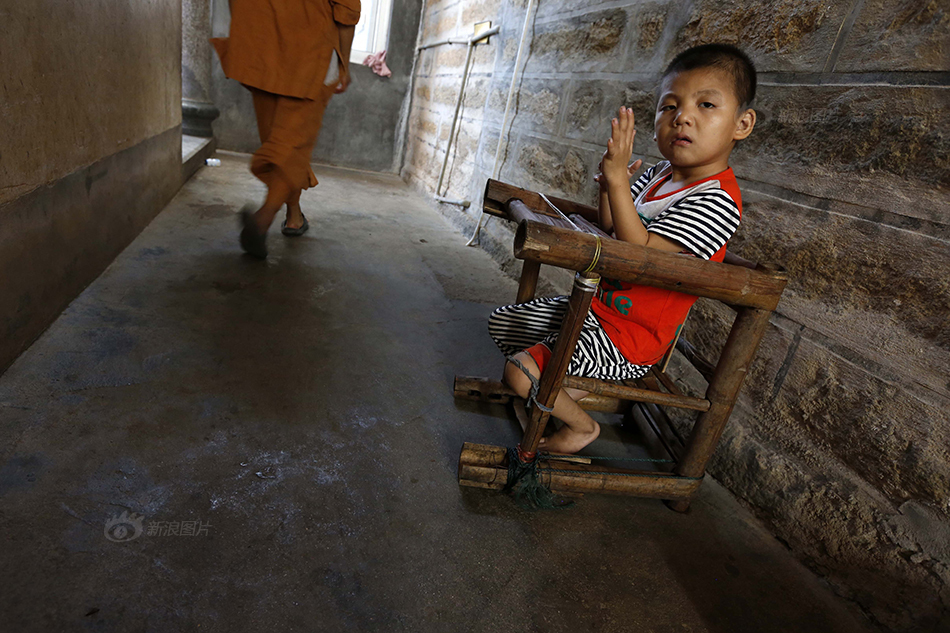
677,307,772,481
516,260,541,303
521,273,599,455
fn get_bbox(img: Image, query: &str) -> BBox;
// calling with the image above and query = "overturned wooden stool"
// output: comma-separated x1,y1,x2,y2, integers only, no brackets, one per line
455,179,788,511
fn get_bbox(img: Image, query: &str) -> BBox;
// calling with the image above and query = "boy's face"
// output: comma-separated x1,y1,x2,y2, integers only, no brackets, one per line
653,67,754,174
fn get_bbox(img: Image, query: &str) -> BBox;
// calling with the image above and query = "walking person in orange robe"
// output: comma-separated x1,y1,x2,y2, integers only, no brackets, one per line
211,0,361,258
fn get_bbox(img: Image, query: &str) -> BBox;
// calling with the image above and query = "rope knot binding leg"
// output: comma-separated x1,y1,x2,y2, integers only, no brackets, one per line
506,355,553,413
504,446,573,510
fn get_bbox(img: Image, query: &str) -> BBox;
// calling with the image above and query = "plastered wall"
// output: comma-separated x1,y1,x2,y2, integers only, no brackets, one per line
0,0,183,372
0,1,181,206
402,1,950,631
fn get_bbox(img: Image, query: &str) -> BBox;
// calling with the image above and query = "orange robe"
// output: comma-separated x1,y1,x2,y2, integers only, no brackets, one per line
211,0,361,190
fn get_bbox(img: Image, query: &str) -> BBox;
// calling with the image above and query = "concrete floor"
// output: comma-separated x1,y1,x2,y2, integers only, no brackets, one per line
0,153,875,633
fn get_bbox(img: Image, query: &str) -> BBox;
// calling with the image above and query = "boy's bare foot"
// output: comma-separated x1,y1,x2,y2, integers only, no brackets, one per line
538,421,600,455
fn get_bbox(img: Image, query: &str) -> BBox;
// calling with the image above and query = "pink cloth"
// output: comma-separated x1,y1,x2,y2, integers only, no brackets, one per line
362,50,392,77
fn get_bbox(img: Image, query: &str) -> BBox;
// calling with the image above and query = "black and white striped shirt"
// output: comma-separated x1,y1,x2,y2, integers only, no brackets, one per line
629,161,742,260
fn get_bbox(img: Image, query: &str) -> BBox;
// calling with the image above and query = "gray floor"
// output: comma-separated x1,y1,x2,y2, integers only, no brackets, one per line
0,153,874,632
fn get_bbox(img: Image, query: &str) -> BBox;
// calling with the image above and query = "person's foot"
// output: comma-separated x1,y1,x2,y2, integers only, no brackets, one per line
538,421,600,454
283,202,306,230
281,202,309,237
239,204,268,259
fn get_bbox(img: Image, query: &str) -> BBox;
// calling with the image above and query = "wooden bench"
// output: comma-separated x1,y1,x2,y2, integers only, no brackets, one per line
454,179,788,511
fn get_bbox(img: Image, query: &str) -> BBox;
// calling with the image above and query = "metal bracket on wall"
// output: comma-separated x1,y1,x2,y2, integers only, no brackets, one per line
417,22,500,208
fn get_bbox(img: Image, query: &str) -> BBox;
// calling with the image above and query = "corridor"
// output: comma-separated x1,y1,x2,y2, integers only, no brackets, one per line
0,154,872,632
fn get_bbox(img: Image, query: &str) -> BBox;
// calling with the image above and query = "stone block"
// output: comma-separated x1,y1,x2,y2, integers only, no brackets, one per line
414,83,431,102
436,11,460,37
836,0,950,72
511,137,595,198
435,45,468,69
672,0,851,72
433,82,460,106
634,6,668,53
503,37,519,62
708,413,949,633
461,77,490,112
462,0,502,27
563,79,657,149
471,40,498,72
730,191,950,402
771,336,950,506
525,8,630,74
507,78,565,134
734,84,949,223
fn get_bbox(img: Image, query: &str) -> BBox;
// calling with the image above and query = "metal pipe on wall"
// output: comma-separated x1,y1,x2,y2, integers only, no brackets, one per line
418,25,500,207
466,0,536,245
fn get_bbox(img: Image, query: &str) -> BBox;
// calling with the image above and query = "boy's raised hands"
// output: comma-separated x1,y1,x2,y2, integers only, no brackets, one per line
601,107,640,184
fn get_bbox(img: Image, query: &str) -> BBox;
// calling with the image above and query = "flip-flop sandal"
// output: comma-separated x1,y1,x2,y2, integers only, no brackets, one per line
239,204,268,259
281,214,309,237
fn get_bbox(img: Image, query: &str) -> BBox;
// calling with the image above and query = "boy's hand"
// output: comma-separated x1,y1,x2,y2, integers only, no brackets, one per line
601,106,638,184
594,159,643,188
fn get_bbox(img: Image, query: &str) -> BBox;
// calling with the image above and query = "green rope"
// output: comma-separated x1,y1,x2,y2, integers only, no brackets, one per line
504,447,574,510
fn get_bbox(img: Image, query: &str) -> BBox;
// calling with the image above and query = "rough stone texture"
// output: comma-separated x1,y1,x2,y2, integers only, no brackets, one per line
0,0,181,205
564,79,657,148
673,0,850,72
736,85,950,222
835,0,950,72
527,8,629,73
401,3,950,630
733,193,950,399
514,139,593,198
507,79,565,134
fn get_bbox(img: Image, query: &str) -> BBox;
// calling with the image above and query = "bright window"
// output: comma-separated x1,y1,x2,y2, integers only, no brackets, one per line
349,0,393,64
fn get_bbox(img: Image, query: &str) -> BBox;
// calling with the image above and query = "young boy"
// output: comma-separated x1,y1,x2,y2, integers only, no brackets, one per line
489,44,757,454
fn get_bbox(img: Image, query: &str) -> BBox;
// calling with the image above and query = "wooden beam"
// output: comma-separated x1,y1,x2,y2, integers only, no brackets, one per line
458,443,701,499
484,179,600,223
516,260,541,303
455,375,699,413
514,220,787,310
563,375,709,412
454,376,628,413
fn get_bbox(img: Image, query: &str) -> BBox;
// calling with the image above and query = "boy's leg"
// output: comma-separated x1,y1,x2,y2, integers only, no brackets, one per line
503,352,599,454
489,297,568,357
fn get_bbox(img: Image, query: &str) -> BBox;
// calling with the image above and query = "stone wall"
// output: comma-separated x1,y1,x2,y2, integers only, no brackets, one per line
402,1,950,630
0,0,183,373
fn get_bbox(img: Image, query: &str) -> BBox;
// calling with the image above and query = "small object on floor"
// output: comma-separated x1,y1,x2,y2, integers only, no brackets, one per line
281,213,309,237
239,204,268,259
205,158,221,167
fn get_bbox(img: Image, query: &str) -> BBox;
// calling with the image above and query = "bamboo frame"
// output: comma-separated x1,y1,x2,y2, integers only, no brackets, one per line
456,179,787,510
